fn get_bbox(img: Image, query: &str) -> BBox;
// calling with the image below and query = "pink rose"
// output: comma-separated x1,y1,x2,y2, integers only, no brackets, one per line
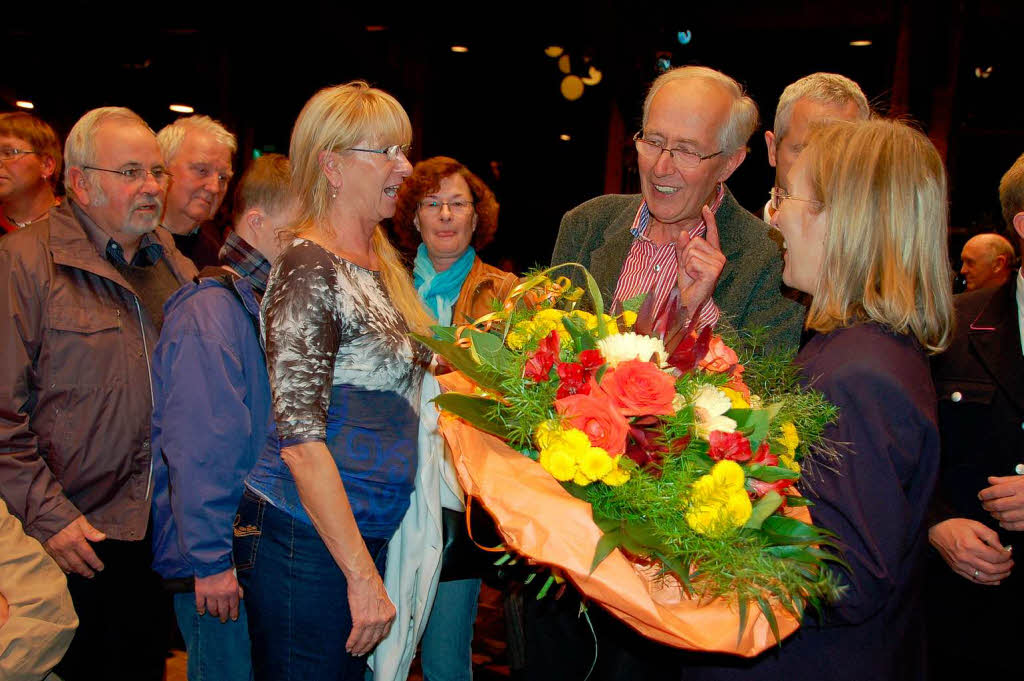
598,359,677,416
555,392,629,455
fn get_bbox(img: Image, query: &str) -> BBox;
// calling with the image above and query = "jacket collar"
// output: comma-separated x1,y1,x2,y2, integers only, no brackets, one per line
47,201,196,295
968,277,1024,414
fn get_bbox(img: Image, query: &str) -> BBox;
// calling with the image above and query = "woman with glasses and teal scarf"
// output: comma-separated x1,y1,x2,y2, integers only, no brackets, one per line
383,156,517,681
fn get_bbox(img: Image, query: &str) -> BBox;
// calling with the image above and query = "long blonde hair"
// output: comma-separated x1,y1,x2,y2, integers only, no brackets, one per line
289,81,433,335
803,118,953,353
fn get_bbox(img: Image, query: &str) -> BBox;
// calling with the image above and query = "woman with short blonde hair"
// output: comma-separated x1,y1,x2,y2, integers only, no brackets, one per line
238,81,432,680
687,118,952,680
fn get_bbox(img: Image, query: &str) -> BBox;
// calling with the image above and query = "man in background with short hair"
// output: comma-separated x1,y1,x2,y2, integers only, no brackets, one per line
157,115,237,267
150,153,296,681
763,72,870,223
0,106,197,680
927,151,1024,679
0,112,62,234
959,232,1016,292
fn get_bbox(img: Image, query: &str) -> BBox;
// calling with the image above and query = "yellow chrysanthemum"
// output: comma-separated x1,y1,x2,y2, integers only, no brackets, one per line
685,460,751,536
780,453,801,474
575,446,615,482
533,420,561,450
539,446,577,482
620,310,637,328
506,320,536,350
601,466,631,486
778,421,800,456
721,387,750,410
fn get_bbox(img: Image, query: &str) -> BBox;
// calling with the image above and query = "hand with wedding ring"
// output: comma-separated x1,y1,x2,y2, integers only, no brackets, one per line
928,517,1013,585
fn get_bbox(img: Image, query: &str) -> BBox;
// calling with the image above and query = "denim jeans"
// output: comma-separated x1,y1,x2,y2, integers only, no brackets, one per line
173,592,253,681
234,490,389,681
420,578,482,681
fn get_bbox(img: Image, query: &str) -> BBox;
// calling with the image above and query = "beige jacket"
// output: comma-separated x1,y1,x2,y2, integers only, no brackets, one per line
0,498,77,680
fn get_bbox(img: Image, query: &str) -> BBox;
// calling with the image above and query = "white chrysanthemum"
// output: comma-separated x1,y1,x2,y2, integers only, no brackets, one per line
695,414,738,440
692,385,731,417
596,332,666,368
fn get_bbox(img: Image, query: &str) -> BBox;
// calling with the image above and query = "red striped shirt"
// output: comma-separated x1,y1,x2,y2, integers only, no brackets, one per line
612,184,724,330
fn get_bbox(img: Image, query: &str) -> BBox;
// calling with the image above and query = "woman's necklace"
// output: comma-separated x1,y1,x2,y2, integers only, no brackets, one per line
7,201,57,228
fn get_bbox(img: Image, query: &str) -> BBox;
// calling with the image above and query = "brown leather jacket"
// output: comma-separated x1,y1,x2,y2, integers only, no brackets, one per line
451,257,518,325
0,202,197,543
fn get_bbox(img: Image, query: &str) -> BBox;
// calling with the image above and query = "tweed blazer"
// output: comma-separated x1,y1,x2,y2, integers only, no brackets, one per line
550,188,804,353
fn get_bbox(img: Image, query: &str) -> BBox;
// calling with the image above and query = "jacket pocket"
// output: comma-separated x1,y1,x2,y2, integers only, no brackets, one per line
44,305,124,387
233,488,265,571
936,379,996,406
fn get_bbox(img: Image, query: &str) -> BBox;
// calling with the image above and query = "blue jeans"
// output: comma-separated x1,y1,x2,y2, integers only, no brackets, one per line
173,592,253,681
234,490,389,681
420,578,482,681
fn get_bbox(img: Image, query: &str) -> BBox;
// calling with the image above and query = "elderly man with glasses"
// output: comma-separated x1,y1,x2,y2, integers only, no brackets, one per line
552,65,803,354
0,106,197,680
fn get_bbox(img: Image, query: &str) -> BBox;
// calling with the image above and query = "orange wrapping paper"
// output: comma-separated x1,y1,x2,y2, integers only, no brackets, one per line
436,375,807,656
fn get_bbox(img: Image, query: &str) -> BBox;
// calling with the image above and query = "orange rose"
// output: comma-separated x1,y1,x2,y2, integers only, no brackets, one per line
700,336,740,375
598,359,677,417
555,392,629,455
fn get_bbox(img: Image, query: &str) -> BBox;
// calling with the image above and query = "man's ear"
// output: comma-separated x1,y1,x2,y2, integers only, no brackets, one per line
246,209,265,233
765,130,777,168
1014,212,1024,245
717,147,747,184
68,167,91,206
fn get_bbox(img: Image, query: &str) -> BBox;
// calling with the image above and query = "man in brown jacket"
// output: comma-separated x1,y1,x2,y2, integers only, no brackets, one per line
0,107,197,680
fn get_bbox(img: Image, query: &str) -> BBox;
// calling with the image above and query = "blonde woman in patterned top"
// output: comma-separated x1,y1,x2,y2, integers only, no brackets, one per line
237,81,433,681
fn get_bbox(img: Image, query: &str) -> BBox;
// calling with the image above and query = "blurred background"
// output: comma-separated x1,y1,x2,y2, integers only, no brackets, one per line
3,0,1021,274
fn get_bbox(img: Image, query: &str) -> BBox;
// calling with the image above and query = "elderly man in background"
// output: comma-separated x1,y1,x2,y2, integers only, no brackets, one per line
150,154,296,681
157,115,236,267
763,72,870,223
552,65,804,353
0,112,62,234
959,232,1015,292
927,151,1024,679
0,106,197,680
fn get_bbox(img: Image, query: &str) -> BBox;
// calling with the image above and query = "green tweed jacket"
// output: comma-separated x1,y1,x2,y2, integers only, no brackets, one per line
550,188,805,354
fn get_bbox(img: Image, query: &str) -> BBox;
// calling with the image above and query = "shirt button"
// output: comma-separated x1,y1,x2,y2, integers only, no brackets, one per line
950,391,962,403
1016,464,1024,475
653,264,662,273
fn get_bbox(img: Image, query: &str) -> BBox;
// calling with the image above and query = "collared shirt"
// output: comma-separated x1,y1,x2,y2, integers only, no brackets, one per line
71,201,165,267
1017,270,1023,356
762,197,775,225
219,231,271,295
612,183,724,329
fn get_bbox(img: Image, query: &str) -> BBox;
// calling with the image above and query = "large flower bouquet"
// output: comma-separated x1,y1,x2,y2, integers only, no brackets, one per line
414,266,844,655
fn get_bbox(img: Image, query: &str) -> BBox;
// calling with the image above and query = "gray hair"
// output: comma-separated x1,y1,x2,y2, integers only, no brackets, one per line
157,114,237,164
999,152,1024,229
773,73,870,143
642,66,759,155
63,107,151,197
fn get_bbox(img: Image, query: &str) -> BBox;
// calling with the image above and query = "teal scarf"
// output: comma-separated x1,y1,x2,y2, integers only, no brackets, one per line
413,244,476,325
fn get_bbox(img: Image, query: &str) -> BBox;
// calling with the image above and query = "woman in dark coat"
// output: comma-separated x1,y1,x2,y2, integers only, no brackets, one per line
685,118,954,681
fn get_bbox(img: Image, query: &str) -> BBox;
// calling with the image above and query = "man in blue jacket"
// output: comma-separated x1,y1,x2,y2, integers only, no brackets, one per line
149,154,294,681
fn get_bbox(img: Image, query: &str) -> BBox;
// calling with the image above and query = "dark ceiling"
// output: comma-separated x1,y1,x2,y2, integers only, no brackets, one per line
4,0,1021,269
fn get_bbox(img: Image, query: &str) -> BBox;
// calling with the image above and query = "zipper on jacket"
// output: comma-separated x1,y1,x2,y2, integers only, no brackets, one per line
135,296,156,500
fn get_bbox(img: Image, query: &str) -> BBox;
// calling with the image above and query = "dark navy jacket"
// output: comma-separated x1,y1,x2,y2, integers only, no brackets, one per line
150,272,272,580
685,323,940,681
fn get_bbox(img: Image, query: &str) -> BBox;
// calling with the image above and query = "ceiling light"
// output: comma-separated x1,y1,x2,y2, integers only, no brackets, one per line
169,104,195,114
15,100,34,109
974,66,994,79
545,46,564,58
365,25,387,32
849,40,872,47
581,67,603,86
451,45,469,53
560,134,571,141
560,76,585,101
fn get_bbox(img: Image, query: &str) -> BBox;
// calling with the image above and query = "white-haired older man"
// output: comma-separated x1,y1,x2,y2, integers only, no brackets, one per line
552,65,804,353
157,115,237,267
0,107,197,680
763,72,870,222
